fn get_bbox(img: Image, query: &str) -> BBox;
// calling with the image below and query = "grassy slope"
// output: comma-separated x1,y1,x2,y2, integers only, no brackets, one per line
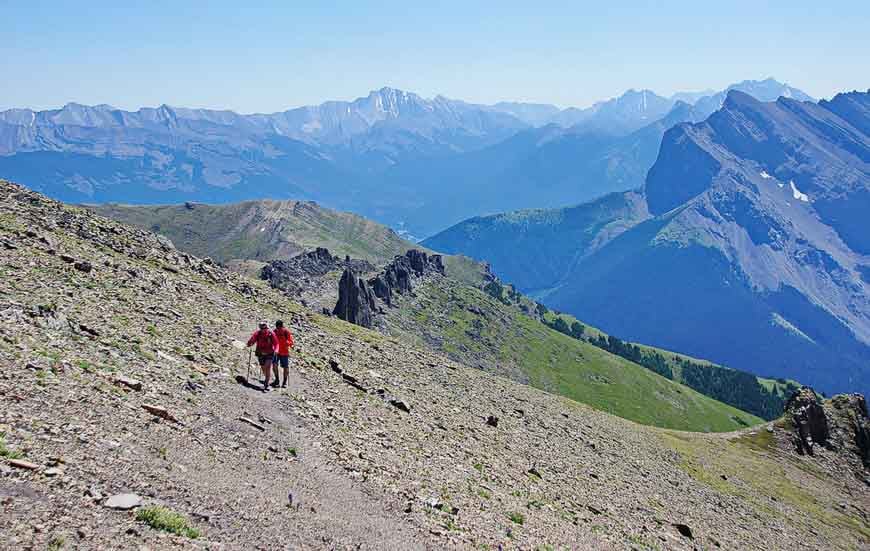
91,199,416,265
422,191,649,294
544,309,801,401
392,277,763,432
660,427,870,547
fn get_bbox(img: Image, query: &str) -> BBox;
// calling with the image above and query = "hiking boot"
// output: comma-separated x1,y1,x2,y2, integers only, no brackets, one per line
281,381,287,388
271,379,280,388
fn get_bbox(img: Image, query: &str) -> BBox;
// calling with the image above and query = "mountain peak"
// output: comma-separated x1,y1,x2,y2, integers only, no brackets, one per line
722,89,761,109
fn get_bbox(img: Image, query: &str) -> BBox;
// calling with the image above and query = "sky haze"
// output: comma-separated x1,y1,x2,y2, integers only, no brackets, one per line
2,0,868,112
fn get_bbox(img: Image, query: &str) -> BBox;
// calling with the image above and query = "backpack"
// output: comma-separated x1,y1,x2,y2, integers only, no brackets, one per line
255,329,274,353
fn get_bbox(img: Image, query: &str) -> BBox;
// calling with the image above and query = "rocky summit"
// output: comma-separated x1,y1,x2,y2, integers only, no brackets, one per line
262,248,375,301
1,178,869,550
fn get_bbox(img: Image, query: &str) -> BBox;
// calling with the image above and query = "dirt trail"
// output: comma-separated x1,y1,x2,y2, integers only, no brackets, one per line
185,332,427,549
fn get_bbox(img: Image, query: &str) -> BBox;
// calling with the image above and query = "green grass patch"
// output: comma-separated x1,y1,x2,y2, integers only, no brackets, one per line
47,535,65,551
136,506,201,539
0,433,23,460
507,511,525,525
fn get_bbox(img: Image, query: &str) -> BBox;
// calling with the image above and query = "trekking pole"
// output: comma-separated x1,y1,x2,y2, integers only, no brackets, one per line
247,348,253,382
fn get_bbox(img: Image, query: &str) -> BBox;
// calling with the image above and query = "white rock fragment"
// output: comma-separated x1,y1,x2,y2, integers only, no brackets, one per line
104,493,142,510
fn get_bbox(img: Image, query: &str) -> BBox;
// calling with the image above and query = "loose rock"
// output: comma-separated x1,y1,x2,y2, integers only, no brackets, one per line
104,493,142,510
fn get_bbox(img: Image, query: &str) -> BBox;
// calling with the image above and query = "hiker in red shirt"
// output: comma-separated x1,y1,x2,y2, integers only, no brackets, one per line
272,320,294,388
247,320,278,392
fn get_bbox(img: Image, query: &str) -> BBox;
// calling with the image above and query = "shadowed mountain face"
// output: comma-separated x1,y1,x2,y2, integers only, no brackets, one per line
0,80,812,238
426,90,870,395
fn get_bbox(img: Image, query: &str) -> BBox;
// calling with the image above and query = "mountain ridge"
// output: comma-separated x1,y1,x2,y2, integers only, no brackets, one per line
424,89,870,395
0,79,816,238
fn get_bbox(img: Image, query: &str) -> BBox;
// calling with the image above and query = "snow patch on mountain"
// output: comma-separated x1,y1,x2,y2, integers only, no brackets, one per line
771,313,816,344
790,180,810,202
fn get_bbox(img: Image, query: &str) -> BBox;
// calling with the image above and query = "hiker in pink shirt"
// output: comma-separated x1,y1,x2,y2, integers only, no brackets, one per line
246,320,277,392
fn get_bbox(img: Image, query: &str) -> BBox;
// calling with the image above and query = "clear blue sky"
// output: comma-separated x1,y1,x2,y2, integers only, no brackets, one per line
2,0,868,112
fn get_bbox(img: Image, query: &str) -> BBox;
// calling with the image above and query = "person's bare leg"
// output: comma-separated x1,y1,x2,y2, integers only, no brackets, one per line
261,359,271,390
282,366,289,387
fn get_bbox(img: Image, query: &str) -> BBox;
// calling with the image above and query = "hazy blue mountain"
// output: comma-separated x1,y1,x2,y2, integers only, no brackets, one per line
542,78,812,134
670,89,716,104
391,89,747,237
691,77,815,121
425,90,870,395
0,88,529,208
423,191,650,290
0,79,815,238
548,89,675,135
488,102,562,126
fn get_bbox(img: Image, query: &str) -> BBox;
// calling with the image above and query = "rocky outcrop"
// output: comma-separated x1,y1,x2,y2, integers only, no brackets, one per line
261,248,374,296
828,393,870,469
368,250,444,306
333,268,376,328
785,387,830,456
785,386,870,469
331,249,444,325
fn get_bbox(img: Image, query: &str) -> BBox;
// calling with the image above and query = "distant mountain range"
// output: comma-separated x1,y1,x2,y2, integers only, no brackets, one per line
424,89,870,395
0,78,813,237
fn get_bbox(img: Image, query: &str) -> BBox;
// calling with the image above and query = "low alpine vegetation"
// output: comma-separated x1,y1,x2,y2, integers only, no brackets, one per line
0,433,23,460
136,506,201,539
508,511,525,525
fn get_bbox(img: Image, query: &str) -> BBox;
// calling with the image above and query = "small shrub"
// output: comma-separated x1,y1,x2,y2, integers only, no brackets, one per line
0,433,23,460
287,447,297,458
508,511,524,525
136,506,200,539
78,360,96,374
47,535,65,551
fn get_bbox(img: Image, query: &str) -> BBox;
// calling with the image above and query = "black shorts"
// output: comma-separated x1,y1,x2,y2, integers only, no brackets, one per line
274,354,289,369
256,354,273,367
